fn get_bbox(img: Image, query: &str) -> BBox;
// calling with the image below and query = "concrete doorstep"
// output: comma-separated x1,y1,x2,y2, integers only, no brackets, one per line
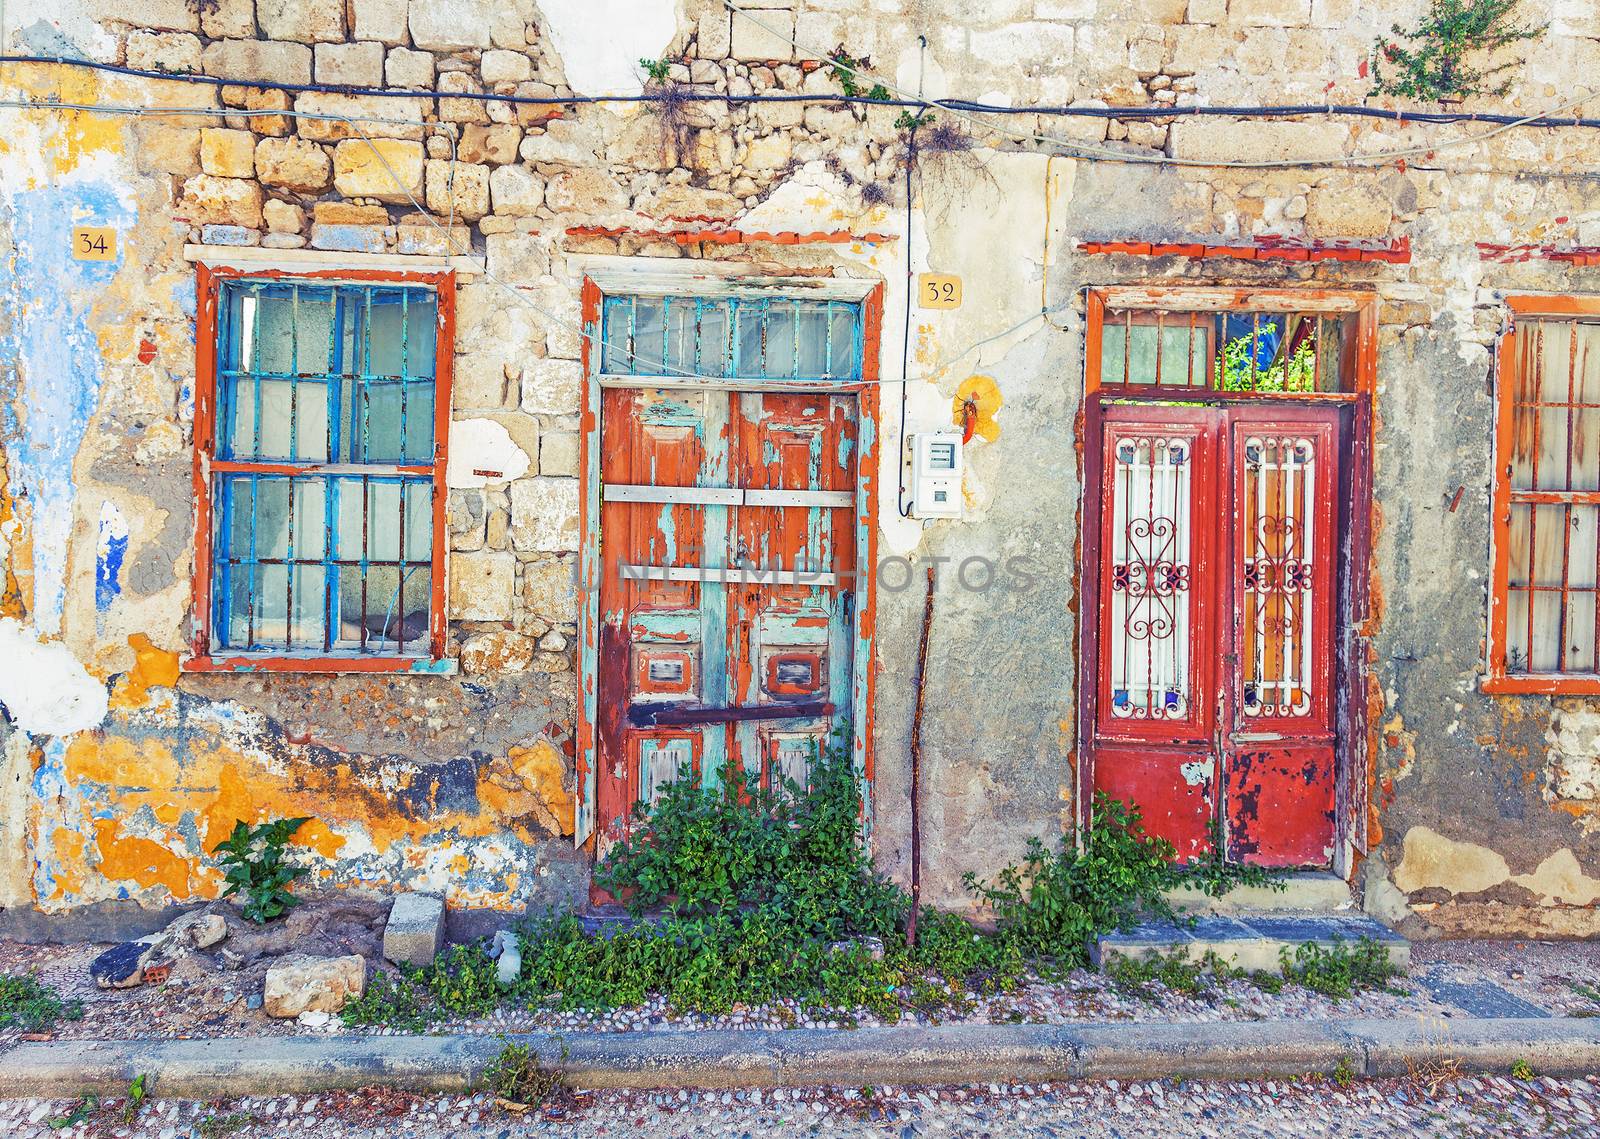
3,1018,1599,1099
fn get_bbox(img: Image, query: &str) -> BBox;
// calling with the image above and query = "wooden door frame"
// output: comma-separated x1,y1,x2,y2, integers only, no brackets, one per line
1075,286,1378,878
573,270,886,851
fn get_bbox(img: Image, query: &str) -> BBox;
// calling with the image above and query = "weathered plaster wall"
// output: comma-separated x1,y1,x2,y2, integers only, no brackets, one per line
0,0,1598,935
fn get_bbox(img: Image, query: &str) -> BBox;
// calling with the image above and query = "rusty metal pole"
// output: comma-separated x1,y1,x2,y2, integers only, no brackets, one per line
906,565,935,949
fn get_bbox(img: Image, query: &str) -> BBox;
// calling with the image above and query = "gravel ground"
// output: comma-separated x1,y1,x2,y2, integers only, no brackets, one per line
1,1074,1598,1138
4,935,1599,1045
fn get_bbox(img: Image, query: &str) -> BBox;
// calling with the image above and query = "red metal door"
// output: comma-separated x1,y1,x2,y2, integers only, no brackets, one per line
1089,403,1342,867
594,387,857,848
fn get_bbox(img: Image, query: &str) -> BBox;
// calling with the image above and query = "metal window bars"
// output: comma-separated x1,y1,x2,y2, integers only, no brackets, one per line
212,280,439,655
1505,319,1600,674
600,295,862,381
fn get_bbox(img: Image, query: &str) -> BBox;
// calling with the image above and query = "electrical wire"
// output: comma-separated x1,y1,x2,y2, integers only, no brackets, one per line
6,51,1600,128
723,0,1600,169
896,123,917,518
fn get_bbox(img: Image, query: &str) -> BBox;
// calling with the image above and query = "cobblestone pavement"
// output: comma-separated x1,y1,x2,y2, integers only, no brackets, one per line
2,1074,1598,1138
6,935,1600,1045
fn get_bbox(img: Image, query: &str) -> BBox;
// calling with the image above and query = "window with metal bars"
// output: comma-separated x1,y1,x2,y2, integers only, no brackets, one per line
1490,304,1600,689
199,274,448,663
599,294,862,380
1098,309,1354,393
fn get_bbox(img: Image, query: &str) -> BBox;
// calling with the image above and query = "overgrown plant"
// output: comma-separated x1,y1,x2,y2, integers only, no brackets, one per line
1369,0,1540,101
1168,817,1289,898
1279,936,1403,999
828,48,890,101
212,816,310,923
0,972,83,1031
594,746,906,941
639,57,672,83
963,792,1176,965
345,751,1235,1026
347,744,1024,1023
483,1039,571,1112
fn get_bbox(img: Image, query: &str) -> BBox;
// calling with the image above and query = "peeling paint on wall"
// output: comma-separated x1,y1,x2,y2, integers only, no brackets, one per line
536,0,678,97
0,618,109,736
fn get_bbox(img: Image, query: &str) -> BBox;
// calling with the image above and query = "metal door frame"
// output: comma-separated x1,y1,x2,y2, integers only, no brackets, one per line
573,267,886,851
1076,286,1378,878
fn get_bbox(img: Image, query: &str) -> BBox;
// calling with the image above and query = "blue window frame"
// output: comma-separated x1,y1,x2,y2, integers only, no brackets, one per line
209,278,441,657
599,294,862,380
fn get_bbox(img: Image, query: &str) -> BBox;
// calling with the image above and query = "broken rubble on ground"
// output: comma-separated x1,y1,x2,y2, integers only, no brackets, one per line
263,953,368,1018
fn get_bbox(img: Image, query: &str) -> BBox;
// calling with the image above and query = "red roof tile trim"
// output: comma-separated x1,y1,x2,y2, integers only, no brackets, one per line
1077,236,1411,264
1477,242,1600,266
566,225,896,245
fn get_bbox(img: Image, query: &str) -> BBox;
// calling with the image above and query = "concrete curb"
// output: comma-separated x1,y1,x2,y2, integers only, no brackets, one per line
3,1019,1598,1099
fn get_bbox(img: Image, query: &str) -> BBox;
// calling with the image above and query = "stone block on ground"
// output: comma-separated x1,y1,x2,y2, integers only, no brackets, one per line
263,953,367,1017
383,893,446,967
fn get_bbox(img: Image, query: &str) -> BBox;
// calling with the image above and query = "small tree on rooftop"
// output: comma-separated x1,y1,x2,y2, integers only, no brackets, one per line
1369,0,1540,102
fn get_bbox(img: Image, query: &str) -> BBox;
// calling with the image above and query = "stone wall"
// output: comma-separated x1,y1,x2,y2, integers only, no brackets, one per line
1,0,1598,935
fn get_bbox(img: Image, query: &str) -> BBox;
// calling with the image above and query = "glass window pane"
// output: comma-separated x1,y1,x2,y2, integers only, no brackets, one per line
697,300,730,376
291,565,326,647
765,302,797,379
828,305,855,379
795,304,829,378
665,297,696,374
405,482,432,561
601,296,632,373
632,296,666,373
403,379,435,462
735,300,764,375
224,564,263,648
296,377,330,462
364,289,437,379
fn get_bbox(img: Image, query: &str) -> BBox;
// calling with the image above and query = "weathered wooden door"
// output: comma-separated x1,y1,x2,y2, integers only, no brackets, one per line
594,386,858,844
1089,403,1342,866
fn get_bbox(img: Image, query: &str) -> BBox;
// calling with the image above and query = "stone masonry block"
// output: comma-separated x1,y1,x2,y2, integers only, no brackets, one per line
410,0,494,51
203,40,313,86
333,138,425,204
353,0,411,45
200,0,257,39
1230,0,1312,25
126,31,202,73
450,550,516,619
383,893,445,967
200,128,255,178
510,477,580,553
386,47,436,90
257,0,345,42
731,7,794,60
316,41,386,87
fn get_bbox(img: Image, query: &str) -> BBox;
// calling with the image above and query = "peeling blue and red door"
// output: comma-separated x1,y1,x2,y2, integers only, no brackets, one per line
576,285,882,859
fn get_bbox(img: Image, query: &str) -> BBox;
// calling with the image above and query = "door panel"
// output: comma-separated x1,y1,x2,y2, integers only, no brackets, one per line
1090,403,1344,868
1223,412,1340,866
596,387,857,843
1093,406,1220,858
1224,744,1335,866
1094,744,1217,861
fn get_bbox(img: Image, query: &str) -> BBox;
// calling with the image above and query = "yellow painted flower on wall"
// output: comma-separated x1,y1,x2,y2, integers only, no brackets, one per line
953,374,1002,443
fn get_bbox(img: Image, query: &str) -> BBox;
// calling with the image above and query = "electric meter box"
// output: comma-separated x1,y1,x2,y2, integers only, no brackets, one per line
909,431,963,519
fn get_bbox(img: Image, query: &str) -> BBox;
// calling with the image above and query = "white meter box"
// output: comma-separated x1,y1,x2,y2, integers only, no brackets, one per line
909,431,963,518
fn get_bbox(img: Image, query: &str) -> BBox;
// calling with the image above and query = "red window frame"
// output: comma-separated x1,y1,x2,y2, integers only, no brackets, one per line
1486,294,1600,694
186,263,456,674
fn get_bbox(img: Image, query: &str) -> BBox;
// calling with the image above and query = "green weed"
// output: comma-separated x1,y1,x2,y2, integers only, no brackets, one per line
1280,937,1404,1000
211,816,309,923
0,973,83,1032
